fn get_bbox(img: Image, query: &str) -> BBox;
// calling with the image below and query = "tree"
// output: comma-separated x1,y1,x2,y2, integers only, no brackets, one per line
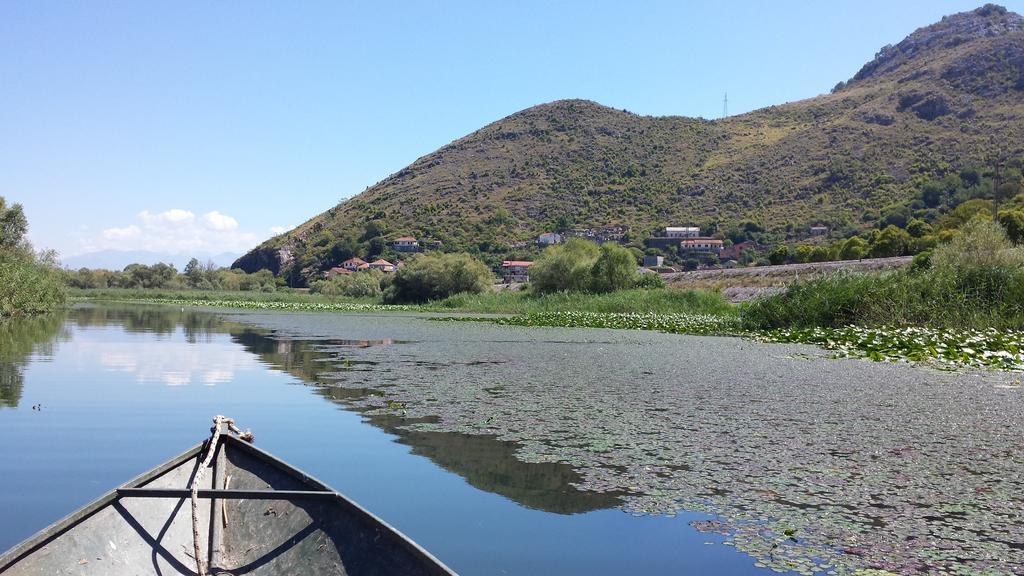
0,197,28,251
794,245,815,263
810,246,830,263
383,253,492,303
869,225,912,258
768,245,789,265
589,244,638,293
838,236,868,260
530,238,600,294
905,218,933,238
124,262,177,289
998,209,1024,244
938,199,994,230
184,258,204,288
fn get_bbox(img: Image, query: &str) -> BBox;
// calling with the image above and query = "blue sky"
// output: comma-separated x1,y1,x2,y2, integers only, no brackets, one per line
2,1,1021,262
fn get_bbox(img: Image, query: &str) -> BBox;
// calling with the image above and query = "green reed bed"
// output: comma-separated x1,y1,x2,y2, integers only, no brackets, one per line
427,288,736,316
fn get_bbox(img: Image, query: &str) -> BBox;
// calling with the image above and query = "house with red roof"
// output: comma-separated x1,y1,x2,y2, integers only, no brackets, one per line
341,257,368,271
392,236,420,253
501,260,533,283
324,266,353,279
368,259,397,273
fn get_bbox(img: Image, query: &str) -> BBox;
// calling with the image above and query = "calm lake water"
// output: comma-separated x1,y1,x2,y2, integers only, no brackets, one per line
0,304,776,575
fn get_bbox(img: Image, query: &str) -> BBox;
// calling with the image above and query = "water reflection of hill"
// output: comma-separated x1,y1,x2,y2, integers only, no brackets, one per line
230,330,620,515
43,305,618,515
0,312,69,408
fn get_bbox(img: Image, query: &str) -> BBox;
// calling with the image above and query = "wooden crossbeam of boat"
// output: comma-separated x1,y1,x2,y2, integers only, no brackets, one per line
116,488,338,500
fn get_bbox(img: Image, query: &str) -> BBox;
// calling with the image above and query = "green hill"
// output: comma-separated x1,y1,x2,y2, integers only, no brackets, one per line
235,4,1024,282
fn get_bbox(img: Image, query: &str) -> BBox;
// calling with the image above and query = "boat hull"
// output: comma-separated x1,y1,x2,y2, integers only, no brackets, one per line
0,434,456,575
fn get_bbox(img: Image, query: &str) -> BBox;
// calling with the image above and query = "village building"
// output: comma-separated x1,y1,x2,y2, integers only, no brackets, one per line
564,225,629,244
341,257,368,271
665,226,701,239
368,259,397,273
537,232,563,245
501,260,533,283
680,238,724,254
324,266,353,279
642,255,664,268
392,236,421,252
810,225,829,236
719,240,758,260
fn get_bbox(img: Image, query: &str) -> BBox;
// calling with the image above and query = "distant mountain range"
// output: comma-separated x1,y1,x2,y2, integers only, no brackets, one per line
236,4,1024,278
62,250,242,271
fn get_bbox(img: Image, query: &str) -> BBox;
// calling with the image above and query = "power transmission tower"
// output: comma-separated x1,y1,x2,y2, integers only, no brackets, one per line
723,92,729,118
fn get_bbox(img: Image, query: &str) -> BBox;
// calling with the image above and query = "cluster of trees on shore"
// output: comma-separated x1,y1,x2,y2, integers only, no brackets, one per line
308,253,495,303
64,258,279,292
308,238,652,303
0,197,65,318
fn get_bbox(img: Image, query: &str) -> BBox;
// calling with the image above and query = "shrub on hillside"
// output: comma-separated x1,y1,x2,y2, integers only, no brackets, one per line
382,253,492,304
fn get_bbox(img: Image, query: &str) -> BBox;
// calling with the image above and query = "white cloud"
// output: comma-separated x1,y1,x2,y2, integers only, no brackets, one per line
203,211,238,231
101,225,141,240
269,224,294,235
139,208,195,224
79,208,258,255
87,339,260,386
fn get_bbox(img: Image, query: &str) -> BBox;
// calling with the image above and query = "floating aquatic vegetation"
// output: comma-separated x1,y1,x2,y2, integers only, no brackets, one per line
241,311,1024,576
441,311,743,335
762,325,1024,372
441,313,1024,373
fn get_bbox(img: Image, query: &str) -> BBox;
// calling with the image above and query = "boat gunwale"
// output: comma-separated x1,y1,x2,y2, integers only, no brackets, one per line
0,441,207,572
220,435,457,575
0,434,457,576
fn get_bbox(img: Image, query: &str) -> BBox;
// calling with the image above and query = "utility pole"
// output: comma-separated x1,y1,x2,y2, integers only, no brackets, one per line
723,92,729,118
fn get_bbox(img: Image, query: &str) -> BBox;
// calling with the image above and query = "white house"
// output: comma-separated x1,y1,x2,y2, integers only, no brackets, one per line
680,239,723,254
341,257,368,271
392,236,420,252
538,232,563,245
665,226,701,238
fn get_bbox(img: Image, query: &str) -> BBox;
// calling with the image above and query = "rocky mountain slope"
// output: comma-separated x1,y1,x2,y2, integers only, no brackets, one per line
236,4,1024,278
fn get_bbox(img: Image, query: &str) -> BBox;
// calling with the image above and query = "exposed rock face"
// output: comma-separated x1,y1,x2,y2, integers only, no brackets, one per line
847,4,1024,87
233,246,287,274
897,91,952,120
857,111,895,126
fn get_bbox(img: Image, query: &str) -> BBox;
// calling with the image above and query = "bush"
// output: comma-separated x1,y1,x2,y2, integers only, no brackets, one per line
530,239,639,294
589,243,639,293
0,196,66,317
530,238,600,294
634,272,666,289
0,251,66,318
383,253,492,304
310,270,384,298
743,219,1024,330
